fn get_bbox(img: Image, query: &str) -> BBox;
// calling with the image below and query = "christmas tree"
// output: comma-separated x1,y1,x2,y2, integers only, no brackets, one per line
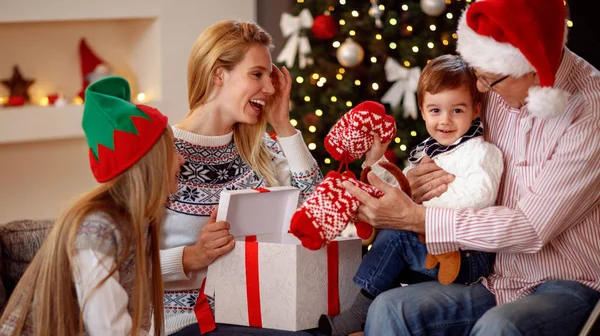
277,0,469,174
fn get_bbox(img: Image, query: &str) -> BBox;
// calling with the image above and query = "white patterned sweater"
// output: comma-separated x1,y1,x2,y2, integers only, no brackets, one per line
160,126,323,335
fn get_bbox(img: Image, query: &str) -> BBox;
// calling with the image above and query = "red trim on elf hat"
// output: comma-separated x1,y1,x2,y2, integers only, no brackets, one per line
456,0,570,118
90,105,168,182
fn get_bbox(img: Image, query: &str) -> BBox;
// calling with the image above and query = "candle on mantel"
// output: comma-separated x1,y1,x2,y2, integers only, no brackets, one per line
73,96,84,105
0,97,6,106
137,92,146,103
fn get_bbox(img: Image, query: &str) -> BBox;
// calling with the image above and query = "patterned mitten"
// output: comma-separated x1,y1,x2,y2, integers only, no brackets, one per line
325,101,397,163
290,171,384,250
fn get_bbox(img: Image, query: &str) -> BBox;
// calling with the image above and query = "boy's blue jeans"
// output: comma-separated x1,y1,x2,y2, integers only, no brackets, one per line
354,229,495,297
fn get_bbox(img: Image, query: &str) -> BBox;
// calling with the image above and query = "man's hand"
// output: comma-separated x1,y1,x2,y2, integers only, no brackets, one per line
342,172,426,234
182,207,235,273
406,156,455,204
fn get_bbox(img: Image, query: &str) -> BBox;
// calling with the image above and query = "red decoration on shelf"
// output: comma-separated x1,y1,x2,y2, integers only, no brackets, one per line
312,13,338,40
1,66,35,106
78,38,111,100
7,96,26,107
47,94,59,105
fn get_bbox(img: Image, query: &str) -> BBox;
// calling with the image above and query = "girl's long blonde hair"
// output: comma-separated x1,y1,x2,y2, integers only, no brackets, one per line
187,20,279,186
0,129,174,336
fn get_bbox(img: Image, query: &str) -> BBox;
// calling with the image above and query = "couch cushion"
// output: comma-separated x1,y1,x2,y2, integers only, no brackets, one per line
0,219,54,308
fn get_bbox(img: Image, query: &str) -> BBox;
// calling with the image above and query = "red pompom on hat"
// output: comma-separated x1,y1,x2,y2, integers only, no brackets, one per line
456,0,570,118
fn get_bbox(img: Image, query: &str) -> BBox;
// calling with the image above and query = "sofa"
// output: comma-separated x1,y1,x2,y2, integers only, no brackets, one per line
0,219,597,335
0,219,54,312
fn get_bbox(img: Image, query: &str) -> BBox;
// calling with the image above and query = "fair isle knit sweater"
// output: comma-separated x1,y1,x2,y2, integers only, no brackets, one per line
0,212,150,336
160,126,323,335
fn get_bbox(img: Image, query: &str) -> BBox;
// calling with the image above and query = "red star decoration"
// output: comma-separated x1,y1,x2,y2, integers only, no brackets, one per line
1,66,35,104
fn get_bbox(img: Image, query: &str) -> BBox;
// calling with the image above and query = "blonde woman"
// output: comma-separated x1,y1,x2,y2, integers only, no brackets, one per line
161,20,323,335
0,76,184,336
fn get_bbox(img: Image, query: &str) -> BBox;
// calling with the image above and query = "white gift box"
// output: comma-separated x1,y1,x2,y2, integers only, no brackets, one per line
205,186,362,331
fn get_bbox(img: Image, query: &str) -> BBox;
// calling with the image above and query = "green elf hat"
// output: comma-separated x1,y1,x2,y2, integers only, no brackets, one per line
82,76,168,182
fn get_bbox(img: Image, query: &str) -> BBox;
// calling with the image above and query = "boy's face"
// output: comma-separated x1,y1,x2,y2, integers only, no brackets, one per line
421,86,480,146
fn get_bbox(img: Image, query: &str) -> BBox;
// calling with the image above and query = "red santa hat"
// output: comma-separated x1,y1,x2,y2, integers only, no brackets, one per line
456,0,570,118
78,38,108,99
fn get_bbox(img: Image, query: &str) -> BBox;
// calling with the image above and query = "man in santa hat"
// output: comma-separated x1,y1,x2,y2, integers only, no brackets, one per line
342,0,600,334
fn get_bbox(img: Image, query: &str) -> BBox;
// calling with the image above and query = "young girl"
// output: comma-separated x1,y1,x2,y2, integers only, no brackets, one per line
160,20,323,335
0,76,184,336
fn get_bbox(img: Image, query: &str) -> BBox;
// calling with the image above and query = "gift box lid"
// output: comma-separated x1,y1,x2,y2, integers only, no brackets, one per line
216,186,300,237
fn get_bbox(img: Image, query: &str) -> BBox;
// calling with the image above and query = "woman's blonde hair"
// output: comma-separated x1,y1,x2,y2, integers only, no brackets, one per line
0,129,174,336
187,20,278,186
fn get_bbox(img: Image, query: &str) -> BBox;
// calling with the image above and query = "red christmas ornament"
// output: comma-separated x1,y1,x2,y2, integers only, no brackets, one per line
312,13,338,40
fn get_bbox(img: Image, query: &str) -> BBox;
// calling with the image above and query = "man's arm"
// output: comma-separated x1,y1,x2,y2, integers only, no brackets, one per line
427,113,600,254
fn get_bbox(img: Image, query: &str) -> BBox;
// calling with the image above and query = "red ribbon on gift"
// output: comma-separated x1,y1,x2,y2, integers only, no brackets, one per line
327,241,340,316
245,235,263,327
252,187,270,193
195,278,216,334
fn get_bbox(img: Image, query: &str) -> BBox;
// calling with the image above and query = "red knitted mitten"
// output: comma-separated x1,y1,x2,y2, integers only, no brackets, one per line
290,171,383,250
325,101,397,163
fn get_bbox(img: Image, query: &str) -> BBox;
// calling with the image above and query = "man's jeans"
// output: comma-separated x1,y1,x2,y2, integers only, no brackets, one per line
365,280,600,336
354,229,495,296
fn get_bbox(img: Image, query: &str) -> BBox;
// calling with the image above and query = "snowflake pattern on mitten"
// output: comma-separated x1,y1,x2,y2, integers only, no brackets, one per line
325,101,397,163
289,171,383,250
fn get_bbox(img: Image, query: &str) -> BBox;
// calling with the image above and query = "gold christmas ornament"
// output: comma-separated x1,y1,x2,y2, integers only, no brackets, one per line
336,38,365,68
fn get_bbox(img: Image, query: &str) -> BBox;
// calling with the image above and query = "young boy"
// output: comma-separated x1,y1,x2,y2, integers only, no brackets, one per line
320,55,504,335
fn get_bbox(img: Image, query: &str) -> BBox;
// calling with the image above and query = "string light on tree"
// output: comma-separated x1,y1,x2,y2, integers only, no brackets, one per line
290,119,298,126
308,143,317,150
282,0,462,173
296,76,304,83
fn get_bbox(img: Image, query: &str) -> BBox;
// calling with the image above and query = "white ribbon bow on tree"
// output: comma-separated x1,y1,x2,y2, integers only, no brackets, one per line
276,9,314,69
381,58,421,120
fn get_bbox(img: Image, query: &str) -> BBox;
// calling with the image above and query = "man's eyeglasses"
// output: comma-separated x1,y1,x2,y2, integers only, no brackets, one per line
475,72,509,91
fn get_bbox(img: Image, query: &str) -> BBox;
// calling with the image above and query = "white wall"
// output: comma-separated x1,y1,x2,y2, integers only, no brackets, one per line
0,0,257,223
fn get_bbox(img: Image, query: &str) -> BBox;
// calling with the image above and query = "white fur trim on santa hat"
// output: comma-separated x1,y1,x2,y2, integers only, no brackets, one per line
456,12,534,76
526,86,570,119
